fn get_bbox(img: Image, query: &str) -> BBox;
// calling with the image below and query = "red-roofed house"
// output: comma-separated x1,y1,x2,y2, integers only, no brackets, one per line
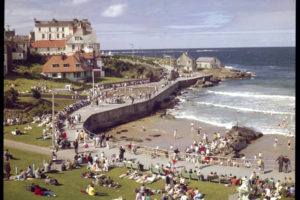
42,50,104,81
31,40,66,55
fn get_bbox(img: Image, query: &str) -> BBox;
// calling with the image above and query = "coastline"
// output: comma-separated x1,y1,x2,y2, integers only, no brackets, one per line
106,113,295,168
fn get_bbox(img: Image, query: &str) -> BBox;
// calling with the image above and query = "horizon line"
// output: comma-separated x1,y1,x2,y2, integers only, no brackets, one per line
101,46,295,51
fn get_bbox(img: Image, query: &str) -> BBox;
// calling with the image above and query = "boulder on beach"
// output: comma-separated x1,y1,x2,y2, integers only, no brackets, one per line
216,126,263,158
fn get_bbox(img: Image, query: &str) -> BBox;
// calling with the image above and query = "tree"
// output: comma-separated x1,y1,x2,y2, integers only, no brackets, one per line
4,88,19,108
31,89,41,99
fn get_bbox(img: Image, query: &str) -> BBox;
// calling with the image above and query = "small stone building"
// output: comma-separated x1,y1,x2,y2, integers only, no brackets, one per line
196,57,221,69
175,52,196,72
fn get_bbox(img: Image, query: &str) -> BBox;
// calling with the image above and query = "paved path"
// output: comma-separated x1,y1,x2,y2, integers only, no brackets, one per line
3,74,295,200
54,74,295,182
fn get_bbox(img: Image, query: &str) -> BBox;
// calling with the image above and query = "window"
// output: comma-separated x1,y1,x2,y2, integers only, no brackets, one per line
58,47,61,50
35,48,37,51
57,34,59,38
42,34,45,39
57,27,59,31
73,72,81,78
49,27,51,31
52,64,59,68
47,48,50,51
72,44,75,50
62,27,64,31
75,63,81,67
63,64,69,68
62,33,65,38
52,73,57,77
38,27,41,31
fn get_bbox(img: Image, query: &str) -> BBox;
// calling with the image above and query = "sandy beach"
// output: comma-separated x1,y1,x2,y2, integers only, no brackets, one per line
105,113,295,169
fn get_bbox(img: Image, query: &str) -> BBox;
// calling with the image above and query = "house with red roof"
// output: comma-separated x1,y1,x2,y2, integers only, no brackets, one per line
42,50,104,81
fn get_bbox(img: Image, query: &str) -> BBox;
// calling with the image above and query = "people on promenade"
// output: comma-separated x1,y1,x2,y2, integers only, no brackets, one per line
73,139,79,154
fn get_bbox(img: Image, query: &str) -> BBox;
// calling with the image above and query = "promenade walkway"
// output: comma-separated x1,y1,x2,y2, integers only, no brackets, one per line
55,74,295,182
3,73,295,200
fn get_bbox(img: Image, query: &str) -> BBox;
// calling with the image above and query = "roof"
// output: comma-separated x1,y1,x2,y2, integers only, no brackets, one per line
66,30,98,44
42,52,93,73
13,35,30,43
31,40,66,48
178,52,195,60
35,20,74,27
196,57,217,62
34,19,91,28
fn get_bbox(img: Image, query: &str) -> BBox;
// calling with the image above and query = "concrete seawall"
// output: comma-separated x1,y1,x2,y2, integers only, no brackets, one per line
83,74,212,134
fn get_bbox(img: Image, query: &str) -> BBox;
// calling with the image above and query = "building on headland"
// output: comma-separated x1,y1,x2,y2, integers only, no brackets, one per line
196,57,221,69
30,18,100,56
175,52,196,72
4,27,31,62
4,35,13,75
41,50,104,82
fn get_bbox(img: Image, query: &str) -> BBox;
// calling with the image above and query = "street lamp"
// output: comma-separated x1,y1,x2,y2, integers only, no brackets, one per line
130,43,134,58
51,88,69,149
92,69,102,101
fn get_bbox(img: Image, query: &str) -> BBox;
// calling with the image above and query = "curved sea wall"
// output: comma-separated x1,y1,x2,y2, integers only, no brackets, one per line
83,75,212,135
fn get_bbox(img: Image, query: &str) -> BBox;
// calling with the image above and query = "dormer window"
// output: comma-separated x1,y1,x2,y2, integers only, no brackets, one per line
52,64,59,68
75,63,81,67
63,64,69,68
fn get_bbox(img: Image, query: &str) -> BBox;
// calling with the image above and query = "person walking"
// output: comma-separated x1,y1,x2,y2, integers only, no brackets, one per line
276,155,284,172
283,155,290,173
73,139,79,154
4,161,11,180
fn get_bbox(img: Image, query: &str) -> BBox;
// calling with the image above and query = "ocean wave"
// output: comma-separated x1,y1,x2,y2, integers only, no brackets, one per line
196,49,217,52
169,111,235,129
206,90,295,101
197,102,295,115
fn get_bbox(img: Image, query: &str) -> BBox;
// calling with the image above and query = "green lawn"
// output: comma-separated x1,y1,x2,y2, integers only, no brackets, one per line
95,77,136,85
4,147,239,200
4,77,82,93
4,123,52,147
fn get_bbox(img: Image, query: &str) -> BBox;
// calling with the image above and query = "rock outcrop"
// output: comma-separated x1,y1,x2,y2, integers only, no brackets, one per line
193,76,221,88
209,67,252,80
215,126,263,158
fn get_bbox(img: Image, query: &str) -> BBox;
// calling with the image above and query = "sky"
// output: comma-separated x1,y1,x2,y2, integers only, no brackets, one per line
5,0,295,50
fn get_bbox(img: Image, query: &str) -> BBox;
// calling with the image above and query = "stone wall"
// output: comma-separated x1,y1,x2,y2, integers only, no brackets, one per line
84,75,212,134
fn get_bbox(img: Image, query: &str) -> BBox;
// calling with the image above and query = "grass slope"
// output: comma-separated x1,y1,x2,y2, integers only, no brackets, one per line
4,147,239,200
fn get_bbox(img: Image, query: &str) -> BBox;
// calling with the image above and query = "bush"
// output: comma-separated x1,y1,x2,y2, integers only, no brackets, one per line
4,88,19,108
31,89,41,99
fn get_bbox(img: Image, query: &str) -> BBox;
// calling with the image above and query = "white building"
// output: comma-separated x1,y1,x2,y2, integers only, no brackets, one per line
196,57,221,69
31,18,99,56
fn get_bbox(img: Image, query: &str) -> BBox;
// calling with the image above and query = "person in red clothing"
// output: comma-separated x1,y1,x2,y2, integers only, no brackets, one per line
62,131,67,139
34,185,56,197
188,187,195,199
231,176,237,186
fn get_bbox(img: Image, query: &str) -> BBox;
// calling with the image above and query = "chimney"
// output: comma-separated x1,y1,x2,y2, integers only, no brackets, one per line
62,53,66,60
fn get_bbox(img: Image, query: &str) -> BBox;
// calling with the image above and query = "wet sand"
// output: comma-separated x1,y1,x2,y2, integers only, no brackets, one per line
106,113,295,168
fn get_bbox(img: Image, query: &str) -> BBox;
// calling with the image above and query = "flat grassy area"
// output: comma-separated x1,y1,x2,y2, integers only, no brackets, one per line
4,77,82,93
4,123,52,147
95,77,135,85
4,147,240,200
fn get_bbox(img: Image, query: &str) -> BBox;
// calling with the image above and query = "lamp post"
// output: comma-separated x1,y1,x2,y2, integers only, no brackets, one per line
92,69,102,101
130,43,134,58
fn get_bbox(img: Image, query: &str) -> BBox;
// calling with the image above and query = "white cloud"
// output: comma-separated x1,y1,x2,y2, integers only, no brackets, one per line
71,0,89,5
102,4,126,18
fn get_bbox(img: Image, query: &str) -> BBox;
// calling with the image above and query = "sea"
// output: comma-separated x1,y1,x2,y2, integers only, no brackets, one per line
109,47,295,136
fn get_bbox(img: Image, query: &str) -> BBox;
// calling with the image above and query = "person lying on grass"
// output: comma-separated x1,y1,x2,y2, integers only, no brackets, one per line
81,182,97,196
